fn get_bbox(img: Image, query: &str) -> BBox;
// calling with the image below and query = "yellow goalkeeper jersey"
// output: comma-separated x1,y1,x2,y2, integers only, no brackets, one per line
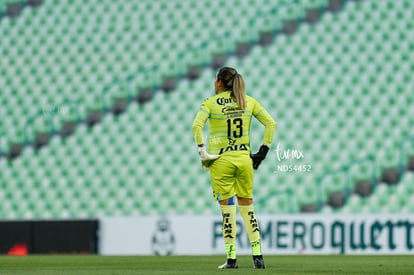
192,91,276,155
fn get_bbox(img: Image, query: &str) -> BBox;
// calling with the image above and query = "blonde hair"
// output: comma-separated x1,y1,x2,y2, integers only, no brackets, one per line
217,67,246,109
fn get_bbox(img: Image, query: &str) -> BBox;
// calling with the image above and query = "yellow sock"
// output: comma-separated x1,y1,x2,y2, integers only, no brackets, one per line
239,204,262,256
220,204,237,259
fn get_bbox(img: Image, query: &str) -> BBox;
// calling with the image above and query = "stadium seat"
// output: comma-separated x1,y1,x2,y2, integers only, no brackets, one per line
1,0,332,155
1,0,414,218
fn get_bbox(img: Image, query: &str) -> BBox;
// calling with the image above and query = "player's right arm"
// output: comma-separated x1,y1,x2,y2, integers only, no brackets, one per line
192,99,221,170
192,100,210,146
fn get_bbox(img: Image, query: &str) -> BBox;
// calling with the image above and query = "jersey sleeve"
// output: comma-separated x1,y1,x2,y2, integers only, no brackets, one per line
252,99,276,146
191,100,210,146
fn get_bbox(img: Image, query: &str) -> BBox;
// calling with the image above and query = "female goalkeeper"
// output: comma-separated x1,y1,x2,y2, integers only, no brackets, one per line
192,67,276,269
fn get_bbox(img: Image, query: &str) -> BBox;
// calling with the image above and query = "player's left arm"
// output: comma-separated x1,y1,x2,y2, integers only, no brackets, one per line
253,101,276,146
251,100,276,169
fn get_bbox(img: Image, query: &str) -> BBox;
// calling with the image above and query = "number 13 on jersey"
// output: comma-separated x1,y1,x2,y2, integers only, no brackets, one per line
227,118,243,138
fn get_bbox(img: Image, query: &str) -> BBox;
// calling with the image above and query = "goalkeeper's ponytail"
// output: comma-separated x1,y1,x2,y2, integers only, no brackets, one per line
217,67,246,110
232,73,246,110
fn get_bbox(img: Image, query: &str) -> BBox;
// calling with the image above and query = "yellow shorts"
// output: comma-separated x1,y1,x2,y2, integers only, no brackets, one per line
209,152,254,201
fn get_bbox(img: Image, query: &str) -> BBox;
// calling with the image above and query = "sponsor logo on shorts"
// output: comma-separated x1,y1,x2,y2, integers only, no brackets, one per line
218,144,248,155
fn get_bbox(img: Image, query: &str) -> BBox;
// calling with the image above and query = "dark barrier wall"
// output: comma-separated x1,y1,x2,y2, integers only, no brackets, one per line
0,221,31,254
0,220,98,254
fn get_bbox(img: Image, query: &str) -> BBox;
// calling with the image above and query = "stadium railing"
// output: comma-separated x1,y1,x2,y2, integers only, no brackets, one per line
316,134,414,213
398,135,414,181
316,155,378,211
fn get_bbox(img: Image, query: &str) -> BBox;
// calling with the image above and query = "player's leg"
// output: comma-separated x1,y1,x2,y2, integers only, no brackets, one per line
217,197,238,269
238,197,265,269
235,155,266,269
210,157,238,269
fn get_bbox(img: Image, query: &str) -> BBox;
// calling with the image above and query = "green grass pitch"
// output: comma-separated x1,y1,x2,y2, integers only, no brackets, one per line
0,255,413,274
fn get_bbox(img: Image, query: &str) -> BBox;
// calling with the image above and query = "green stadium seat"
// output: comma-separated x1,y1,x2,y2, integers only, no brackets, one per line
1,0,413,218
1,0,322,158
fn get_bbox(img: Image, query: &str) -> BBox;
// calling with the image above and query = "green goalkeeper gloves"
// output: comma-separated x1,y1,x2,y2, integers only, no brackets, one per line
198,146,220,171
251,145,269,170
